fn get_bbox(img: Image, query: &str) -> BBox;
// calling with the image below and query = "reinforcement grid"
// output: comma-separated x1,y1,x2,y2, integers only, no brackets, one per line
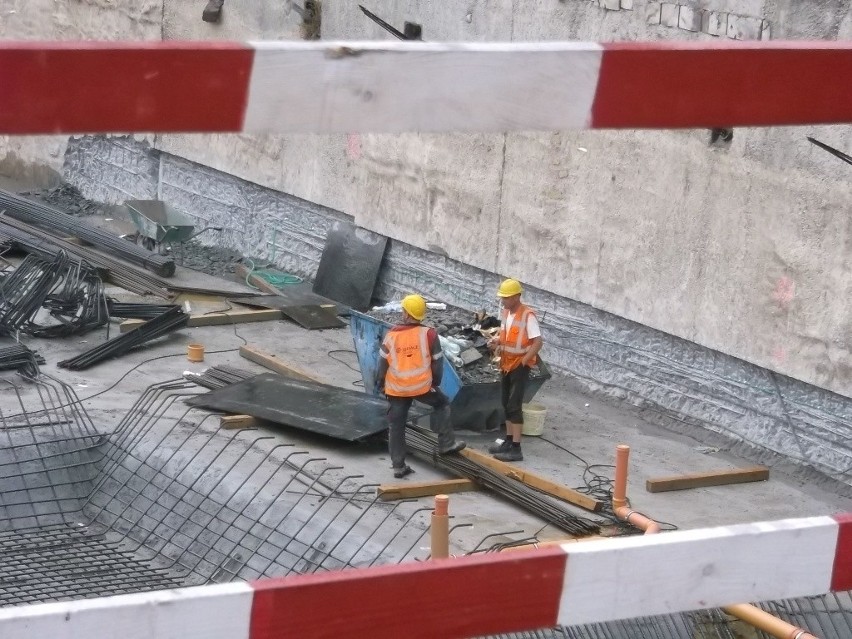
1,372,850,638
0,374,435,606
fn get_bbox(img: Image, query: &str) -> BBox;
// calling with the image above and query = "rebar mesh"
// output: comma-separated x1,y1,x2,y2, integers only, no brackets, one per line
2,370,851,639
0,375,434,606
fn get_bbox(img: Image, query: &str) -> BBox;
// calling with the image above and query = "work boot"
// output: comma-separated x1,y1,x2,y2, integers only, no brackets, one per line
438,440,467,455
488,438,512,454
494,446,523,462
393,464,414,479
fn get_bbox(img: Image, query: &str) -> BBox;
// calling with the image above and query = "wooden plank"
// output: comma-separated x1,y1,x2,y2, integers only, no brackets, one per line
645,466,770,493
377,478,478,501
119,309,282,333
459,448,602,512
219,415,260,430
233,263,284,296
238,345,320,383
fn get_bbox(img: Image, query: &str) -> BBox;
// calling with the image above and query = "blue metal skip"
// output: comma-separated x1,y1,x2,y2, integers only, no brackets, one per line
350,310,549,431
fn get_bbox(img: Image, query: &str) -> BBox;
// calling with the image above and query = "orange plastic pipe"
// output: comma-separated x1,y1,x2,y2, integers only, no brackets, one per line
613,506,662,535
724,603,817,639
612,444,661,535
613,444,630,510
430,494,449,559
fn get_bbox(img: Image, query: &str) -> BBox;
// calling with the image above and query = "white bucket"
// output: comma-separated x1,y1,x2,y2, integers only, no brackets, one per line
521,403,547,436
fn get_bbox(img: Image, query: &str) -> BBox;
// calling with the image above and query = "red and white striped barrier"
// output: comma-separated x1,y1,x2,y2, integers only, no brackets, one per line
1,513,849,639
0,41,851,135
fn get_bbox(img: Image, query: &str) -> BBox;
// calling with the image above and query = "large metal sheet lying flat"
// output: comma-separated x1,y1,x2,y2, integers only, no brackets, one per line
186,373,424,441
312,221,388,311
229,282,347,315
279,304,346,330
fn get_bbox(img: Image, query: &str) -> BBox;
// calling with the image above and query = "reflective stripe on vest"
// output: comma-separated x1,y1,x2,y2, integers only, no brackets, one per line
500,305,536,372
383,326,433,397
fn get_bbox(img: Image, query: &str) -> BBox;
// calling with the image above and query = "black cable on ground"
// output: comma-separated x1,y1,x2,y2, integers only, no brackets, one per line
3,322,248,417
539,436,678,532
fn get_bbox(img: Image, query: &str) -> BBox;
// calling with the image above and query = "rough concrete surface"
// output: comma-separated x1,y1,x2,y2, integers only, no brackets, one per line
58,136,852,493
15,275,851,545
1,1,849,398
0,0,849,505
144,0,852,400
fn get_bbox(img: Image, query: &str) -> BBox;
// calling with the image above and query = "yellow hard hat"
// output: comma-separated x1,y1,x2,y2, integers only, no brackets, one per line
401,294,427,321
497,278,523,297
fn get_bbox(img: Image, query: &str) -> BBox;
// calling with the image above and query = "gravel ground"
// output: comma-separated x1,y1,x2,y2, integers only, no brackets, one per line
174,241,250,279
19,183,104,217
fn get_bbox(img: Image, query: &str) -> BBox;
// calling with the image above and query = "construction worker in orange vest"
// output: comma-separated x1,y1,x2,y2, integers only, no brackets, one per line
377,294,466,478
487,279,543,461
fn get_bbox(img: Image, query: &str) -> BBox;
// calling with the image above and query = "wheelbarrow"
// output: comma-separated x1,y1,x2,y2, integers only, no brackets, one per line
124,200,222,254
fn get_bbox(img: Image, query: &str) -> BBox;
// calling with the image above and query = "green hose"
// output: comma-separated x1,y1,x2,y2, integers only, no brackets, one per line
244,259,302,289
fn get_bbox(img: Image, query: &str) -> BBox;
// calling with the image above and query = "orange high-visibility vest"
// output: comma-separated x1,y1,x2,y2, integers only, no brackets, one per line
499,305,537,372
382,326,433,397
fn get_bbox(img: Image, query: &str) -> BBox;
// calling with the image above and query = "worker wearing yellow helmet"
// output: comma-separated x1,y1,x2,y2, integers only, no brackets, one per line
377,294,466,478
487,279,543,461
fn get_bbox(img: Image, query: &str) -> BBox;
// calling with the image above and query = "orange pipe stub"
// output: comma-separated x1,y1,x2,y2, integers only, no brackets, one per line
724,603,817,639
430,494,450,559
613,444,630,510
614,506,662,535
187,343,205,362
434,494,449,516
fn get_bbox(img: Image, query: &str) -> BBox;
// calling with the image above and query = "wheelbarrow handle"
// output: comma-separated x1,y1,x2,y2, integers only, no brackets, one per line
186,226,224,241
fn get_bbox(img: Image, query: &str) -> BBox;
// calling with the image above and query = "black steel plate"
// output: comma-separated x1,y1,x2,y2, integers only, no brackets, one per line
229,282,347,315
312,221,388,311
280,304,346,330
186,373,424,441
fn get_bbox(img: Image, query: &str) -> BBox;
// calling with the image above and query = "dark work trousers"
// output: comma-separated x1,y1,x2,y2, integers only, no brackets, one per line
387,388,453,468
501,365,530,423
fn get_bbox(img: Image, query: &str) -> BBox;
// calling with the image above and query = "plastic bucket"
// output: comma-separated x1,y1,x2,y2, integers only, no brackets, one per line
187,344,205,363
521,403,547,436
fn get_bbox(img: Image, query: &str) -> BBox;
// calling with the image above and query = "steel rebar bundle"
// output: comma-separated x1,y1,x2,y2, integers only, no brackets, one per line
0,188,175,277
57,306,189,370
0,343,43,377
0,216,264,300
0,252,109,338
106,300,180,320
0,216,172,297
406,425,600,537
184,364,254,390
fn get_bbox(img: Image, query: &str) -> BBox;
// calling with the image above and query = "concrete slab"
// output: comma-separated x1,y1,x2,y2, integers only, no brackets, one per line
15,271,852,556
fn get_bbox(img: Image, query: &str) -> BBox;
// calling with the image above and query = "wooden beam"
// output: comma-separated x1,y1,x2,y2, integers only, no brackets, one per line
459,448,602,512
119,308,282,333
238,345,321,383
233,263,285,296
377,478,478,501
645,466,770,493
219,415,260,430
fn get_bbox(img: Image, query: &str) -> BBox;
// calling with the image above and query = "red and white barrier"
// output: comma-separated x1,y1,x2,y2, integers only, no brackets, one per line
1,513,849,639
0,40,851,134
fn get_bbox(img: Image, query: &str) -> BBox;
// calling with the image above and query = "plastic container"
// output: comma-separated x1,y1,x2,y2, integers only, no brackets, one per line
350,310,551,432
521,403,547,436
187,343,205,362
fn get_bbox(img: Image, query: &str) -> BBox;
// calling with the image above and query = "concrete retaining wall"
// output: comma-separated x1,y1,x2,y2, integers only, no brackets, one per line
64,135,852,489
